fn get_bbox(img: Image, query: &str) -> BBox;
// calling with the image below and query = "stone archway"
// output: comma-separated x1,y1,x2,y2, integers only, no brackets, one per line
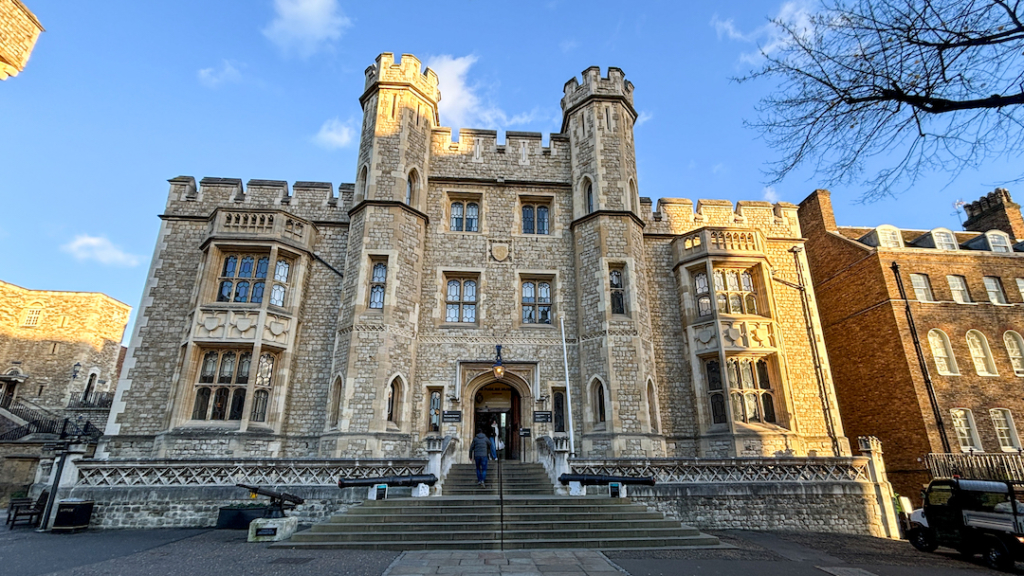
465,370,534,462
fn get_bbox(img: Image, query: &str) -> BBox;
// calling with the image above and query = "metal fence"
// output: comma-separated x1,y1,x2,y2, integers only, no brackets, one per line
927,452,1024,482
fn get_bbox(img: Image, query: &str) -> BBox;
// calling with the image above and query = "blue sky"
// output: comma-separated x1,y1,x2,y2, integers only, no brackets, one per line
2,0,1020,343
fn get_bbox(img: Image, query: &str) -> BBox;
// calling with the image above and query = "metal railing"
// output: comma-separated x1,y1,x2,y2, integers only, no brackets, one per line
0,416,101,443
67,392,114,409
927,452,1024,482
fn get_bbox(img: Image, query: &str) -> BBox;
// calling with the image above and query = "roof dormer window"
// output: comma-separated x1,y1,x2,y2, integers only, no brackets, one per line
933,229,958,251
877,226,903,248
987,231,1012,253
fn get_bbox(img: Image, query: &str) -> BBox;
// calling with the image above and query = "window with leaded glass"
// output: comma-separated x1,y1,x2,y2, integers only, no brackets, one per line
553,391,566,433
705,359,726,424
369,261,387,309
967,330,997,375
725,357,776,425
216,253,270,304
693,271,712,317
1005,331,1024,376
251,353,275,422
521,279,552,324
927,330,958,375
984,276,1008,304
445,277,478,323
610,267,625,315
712,267,759,315
990,409,1020,451
450,200,480,232
192,350,253,421
951,408,982,452
521,201,551,234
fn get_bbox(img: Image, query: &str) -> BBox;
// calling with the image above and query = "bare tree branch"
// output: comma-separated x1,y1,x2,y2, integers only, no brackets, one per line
739,0,1024,200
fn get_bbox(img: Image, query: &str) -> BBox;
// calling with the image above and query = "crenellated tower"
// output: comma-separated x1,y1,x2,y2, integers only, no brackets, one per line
562,67,663,457
326,53,440,457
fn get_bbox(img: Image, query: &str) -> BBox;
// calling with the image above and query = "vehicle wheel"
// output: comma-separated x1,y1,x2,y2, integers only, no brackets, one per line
984,540,1014,572
909,528,938,553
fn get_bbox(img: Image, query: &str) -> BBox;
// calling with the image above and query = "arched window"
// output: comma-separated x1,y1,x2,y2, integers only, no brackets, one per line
386,377,403,426
595,382,606,424
82,373,97,403
693,271,711,317
932,228,958,251
647,380,659,433
553,391,566,433
586,182,594,214
987,231,1012,253
966,330,998,375
405,170,418,205
990,408,1021,451
369,261,387,309
330,377,343,429
927,330,959,375
629,180,639,213
609,268,625,315
875,225,903,248
356,165,368,200
1005,331,1024,376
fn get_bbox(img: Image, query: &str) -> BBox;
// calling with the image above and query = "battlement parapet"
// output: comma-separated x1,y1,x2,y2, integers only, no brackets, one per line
431,128,569,158
642,197,801,238
561,65,634,113
164,176,349,223
364,52,440,103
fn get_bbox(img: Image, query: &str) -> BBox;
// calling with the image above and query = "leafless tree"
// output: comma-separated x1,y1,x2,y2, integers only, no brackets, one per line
742,0,1024,200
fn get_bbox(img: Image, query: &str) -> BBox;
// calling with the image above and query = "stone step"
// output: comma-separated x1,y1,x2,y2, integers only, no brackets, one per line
311,518,691,533
276,533,722,551
329,511,668,523
358,496,636,507
291,526,697,543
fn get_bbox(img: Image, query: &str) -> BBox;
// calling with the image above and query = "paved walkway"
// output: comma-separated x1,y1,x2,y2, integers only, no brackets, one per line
383,550,624,576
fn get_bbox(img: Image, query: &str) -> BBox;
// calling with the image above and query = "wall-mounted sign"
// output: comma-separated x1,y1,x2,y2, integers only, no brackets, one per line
533,411,552,423
442,411,462,423
519,428,531,437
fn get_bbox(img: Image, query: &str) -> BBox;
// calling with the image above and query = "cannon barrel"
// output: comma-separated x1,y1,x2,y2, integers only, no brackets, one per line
337,474,438,488
236,483,305,505
558,474,656,486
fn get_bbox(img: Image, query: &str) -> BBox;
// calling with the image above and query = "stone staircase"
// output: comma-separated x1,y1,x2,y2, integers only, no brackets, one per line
279,460,720,550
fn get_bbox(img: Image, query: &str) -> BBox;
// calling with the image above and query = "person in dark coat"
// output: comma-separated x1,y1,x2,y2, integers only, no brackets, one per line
469,430,494,486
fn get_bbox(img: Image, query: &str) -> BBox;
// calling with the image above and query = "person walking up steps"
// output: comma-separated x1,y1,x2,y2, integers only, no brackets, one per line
469,429,493,487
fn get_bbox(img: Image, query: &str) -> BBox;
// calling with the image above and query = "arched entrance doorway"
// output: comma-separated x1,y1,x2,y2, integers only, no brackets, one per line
473,382,522,460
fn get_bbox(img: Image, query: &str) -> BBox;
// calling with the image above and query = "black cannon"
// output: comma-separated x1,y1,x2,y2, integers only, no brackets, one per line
337,474,438,489
235,483,305,518
558,474,656,486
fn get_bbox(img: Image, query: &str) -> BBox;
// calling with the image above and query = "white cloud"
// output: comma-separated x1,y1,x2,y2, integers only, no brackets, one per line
314,117,355,149
711,1,814,64
197,60,241,88
635,111,653,127
712,163,726,175
559,39,578,53
762,186,780,202
425,54,541,131
262,0,351,58
61,235,141,267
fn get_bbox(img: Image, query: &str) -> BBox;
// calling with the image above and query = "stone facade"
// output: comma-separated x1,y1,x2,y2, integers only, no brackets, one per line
101,53,849,467
799,188,1024,502
0,279,129,418
0,0,42,80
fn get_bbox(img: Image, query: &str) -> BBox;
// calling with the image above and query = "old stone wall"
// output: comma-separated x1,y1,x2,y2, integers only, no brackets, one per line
0,0,43,79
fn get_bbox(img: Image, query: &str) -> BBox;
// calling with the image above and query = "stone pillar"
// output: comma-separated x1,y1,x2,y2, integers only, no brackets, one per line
858,436,901,539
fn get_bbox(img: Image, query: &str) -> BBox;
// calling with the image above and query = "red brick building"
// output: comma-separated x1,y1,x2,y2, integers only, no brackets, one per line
799,188,1024,499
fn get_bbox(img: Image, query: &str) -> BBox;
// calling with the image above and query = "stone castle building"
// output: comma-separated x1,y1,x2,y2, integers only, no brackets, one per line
799,188,1024,500
0,0,43,80
0,279,129,419
100,53,851,466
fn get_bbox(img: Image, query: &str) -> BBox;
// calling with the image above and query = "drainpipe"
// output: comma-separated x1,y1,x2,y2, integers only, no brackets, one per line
891,262,951,453
560,316,576,457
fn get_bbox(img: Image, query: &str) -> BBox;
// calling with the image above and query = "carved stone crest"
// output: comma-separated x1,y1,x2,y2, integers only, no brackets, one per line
491,242,510,262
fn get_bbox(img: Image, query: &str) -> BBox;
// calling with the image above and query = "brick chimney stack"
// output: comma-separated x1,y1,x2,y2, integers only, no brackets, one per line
962,188,1024,240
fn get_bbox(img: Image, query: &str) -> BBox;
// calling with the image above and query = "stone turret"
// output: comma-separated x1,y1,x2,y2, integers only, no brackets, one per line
562,66,661,458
